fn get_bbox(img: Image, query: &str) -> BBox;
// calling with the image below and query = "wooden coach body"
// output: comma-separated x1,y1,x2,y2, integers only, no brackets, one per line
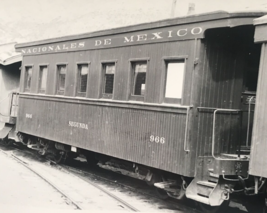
15,11,264,178
249,15,267,178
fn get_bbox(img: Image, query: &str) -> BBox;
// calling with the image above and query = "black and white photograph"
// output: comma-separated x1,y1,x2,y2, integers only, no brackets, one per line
0,0,267,212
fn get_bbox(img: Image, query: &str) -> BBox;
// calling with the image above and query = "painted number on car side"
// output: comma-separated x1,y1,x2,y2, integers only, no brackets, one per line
26,113,32,118
150,135,165,144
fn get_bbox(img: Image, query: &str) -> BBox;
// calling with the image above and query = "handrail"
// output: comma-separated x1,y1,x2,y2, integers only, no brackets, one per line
9,92,20,117
246,96,255,147
212,108,242,161
184,106,193,152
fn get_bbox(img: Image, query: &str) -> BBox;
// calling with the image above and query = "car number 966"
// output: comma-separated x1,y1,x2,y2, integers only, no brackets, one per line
150,135,165,144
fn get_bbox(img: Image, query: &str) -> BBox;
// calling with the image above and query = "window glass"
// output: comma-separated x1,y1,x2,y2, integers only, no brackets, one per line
165,62,185,99
57,65,66,94
132,62,147,96
103,63,115,94
77,64,89,94
39,66,48,93
25,66,33,91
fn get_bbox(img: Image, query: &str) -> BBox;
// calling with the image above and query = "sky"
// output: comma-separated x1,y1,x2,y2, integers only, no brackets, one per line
0,0,266,44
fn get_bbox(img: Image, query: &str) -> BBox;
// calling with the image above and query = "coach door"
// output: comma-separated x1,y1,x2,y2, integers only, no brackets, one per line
239,43,261,154
240,91,255,152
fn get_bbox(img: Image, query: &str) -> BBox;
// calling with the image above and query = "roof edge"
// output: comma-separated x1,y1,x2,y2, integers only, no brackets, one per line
254,15,267,25
15,10,267,49
0,54,22,66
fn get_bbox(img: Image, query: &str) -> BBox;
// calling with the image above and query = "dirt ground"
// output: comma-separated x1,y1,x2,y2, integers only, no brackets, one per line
0,150,78,212
0,146,249,213
0,149,185,212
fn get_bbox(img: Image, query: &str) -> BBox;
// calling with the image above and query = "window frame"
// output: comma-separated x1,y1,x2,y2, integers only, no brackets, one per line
24,64,34,93
128,58,150,102
55,63,68,96
75,62,90,97
38,64,49,94
162,56,187,104
101,60,117,99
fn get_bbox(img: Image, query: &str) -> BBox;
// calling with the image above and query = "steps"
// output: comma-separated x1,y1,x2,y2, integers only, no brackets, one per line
186,195,210,204
186,172,228,206
195,172,218,200
197,181,216,197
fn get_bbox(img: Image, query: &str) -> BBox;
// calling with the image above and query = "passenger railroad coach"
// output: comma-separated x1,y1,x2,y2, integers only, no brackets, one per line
1,11,267,212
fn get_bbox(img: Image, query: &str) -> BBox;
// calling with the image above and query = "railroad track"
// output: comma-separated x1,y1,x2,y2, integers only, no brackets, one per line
0,148,82,210
1,144,199,212
11,145,202,211
0,146,140,211
53,163,139,212
0,144,247,212
6,152,82,210
54,163,193,212
57,163,250,213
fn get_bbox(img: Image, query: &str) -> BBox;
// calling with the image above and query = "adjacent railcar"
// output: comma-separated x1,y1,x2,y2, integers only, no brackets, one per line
0,43,21,145
12,11,266,211
250,16,267,178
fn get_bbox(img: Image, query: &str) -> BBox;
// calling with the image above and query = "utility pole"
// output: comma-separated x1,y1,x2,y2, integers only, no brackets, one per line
170,0,177,18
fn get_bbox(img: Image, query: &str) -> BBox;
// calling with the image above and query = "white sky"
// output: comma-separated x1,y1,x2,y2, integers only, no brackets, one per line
0,0,266,43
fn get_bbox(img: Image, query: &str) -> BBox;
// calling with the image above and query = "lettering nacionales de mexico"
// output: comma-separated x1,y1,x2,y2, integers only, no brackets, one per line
19,26,203,54
21,42,85,54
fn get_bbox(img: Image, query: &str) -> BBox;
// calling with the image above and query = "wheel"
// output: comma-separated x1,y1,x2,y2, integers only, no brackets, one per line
67,152,79,159
155,187,169,200
151,174,170,200
85,154,99,166
1,138,13,147
197,200,230,213
45,153,64,164
14,142,25,149
63,152,79,164
167,186,186,200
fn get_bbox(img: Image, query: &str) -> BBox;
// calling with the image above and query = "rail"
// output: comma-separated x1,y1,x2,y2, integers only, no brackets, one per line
0,149,82,210
0,147,140,211
1,145,200,212
212,108,241,161
58,164,139,212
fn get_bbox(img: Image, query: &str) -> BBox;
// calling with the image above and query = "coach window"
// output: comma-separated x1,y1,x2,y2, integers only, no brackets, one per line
56,64,67,95
102,63,115,99
164,60,185,104
130,60,148,101
24,66,33,92
38,65,48,93
77,64,89,97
